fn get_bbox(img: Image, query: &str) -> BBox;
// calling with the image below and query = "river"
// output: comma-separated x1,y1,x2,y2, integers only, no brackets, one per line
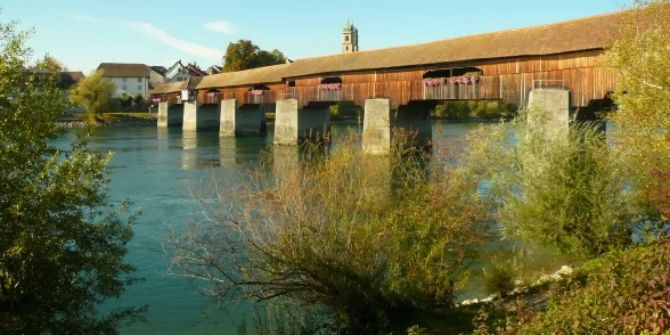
53,121,481,334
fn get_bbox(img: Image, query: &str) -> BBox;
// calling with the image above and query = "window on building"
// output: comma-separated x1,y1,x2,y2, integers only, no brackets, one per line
137,78,142,83
137,85,142,91
122,84,127,90
345,35,349,42
122,78,127,82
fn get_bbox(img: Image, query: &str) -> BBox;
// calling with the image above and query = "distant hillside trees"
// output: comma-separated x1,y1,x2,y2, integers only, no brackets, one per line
222,39,287,72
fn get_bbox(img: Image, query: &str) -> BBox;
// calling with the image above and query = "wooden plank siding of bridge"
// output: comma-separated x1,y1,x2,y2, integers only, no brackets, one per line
185,10,630,110
264,50,617,109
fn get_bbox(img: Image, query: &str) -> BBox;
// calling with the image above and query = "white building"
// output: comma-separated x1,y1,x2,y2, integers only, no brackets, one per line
164,60,207,83
97,63,151,99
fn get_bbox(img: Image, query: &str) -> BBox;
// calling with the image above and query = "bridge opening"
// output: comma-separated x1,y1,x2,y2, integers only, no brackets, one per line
204,88,220,105
319,77,343,102
248,85,270,104
285,81,297,99
423,67,482,100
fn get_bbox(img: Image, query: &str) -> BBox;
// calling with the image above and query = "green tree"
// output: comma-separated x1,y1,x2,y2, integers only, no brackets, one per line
69,69,115,122
222,40,287,72
37,53,65,73
608,0,670,219
0,21,143,333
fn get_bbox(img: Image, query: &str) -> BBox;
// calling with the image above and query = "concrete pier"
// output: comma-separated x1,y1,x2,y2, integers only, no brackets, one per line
219,99,266,137
527,89,571,141
362,99,392,155
182,101,220,131
362,99,432,155
274,99,331,145
182,101,198,131
157,102,183,128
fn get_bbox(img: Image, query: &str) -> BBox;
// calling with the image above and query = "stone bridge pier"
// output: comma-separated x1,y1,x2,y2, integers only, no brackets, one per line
274,99,331,145
527,89,571,141
362,99,433,155
219,99,267,137
157,102,184,128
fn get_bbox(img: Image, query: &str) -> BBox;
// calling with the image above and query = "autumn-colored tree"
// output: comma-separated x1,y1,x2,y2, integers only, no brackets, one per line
608,0,670,220
68,69,115,122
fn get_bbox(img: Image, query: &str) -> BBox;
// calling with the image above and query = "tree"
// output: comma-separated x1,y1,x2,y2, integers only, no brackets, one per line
0,20,143,333
38,54,65,73
69,69,115,122
608,0,670,220
222,40,287,72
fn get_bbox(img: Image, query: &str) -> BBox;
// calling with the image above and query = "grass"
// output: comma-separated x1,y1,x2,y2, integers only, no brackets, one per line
94,112,157,123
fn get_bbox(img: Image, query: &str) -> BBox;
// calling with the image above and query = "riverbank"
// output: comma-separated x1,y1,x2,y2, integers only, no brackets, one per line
58,112,157,128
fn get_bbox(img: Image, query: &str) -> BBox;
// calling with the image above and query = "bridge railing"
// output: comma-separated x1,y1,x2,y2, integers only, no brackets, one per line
278,87,299,100
286,85,356,105
243,90,276,105
533,80,565,90
202,92,221,105
422,80,481,100
166,95,182,105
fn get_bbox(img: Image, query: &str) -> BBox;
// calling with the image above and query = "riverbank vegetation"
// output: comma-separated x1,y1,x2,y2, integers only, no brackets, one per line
169,132,490,333
433,100,517,120
0,19,143,333
169,1,670,334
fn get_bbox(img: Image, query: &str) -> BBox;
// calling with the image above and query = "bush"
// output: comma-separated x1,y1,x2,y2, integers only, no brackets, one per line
168,131,488,334
433,101,517,120
459,111,651,257
120,95,133,108
329,101,360,120
501,239,670,334
482,261,517,297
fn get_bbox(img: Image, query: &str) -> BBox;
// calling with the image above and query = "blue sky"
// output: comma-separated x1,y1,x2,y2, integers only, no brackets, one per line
2,0,633,73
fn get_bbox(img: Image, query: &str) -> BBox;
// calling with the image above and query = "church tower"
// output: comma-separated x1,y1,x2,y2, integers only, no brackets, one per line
342,18,359,53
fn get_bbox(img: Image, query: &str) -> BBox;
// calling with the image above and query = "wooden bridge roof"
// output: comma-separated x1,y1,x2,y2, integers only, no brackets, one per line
197,64,291,90
197,10,627,89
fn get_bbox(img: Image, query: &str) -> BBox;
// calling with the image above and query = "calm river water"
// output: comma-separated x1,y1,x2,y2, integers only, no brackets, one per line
53,121,480,334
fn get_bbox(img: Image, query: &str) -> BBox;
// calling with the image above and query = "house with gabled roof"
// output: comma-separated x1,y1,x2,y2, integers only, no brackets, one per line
97,63,151,99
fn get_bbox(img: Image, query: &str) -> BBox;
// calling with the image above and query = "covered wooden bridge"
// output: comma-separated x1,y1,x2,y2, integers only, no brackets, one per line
152,10,627,152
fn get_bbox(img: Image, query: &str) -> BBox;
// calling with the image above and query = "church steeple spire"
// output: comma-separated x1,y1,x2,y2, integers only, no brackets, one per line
342,18,358,53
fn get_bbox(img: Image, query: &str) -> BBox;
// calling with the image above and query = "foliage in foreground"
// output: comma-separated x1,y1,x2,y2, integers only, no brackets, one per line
459,112,652,258
0,20,142,333
473,238,670,335
168,132,488,334
608,0,670,220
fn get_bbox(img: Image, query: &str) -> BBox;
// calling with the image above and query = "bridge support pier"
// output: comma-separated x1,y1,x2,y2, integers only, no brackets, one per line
157,102,183,128
527,89,570,141
362,99,392,155
219,99,266,137
274,99,331,145
362,99,432,155
182,101,220,131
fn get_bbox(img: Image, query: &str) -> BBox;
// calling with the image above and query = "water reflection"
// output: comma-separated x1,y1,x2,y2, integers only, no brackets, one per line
156,127,169,151
181,130,198,170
